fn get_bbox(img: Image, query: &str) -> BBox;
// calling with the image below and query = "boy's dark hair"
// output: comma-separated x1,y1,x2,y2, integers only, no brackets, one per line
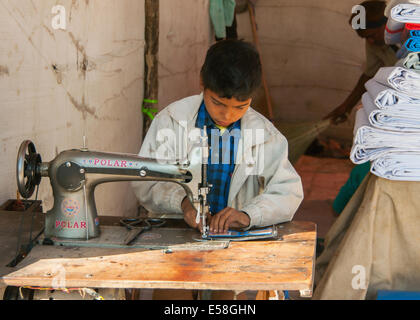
200,40,262,101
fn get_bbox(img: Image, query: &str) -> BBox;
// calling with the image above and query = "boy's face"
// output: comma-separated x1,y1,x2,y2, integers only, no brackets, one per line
203,88,252,127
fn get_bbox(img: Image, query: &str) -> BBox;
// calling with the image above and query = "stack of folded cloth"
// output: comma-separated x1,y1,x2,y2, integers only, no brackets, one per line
351,34,420,180
390,3,420,52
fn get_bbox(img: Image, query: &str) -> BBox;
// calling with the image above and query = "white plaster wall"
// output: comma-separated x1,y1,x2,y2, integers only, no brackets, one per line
158,0,212,110
0,0,145,216
236,0,370,143
1,0,371,216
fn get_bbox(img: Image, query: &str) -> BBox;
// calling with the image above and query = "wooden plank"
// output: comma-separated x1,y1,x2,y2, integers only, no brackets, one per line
38,226,201,250
0,221,316,291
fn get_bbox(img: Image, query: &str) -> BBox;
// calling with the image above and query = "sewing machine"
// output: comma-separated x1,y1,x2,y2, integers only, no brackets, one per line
16,135,211,242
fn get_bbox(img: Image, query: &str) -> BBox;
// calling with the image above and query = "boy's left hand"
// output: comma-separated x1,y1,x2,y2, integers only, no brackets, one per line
209,207,250,234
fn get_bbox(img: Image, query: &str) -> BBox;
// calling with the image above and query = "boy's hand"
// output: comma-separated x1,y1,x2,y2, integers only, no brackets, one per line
181,197,211,232
210,207,250,234
182,196,198,229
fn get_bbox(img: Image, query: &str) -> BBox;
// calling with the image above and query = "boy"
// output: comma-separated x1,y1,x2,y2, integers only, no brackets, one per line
132,40,303,234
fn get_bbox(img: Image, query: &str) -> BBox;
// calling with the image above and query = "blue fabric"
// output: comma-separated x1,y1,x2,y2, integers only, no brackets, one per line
405,37,420,52
377,290,420,300
410,30,420,38
195,101,241,215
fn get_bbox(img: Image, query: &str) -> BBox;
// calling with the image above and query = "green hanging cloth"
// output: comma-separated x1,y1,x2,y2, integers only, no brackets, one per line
210,0,236,39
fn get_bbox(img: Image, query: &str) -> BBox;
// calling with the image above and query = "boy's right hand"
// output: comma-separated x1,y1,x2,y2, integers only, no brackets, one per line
182,196,198,229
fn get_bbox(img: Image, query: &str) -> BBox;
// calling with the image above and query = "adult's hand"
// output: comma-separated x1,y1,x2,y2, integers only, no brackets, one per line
210,207,250,234
324,73,371,125
324,103,350,125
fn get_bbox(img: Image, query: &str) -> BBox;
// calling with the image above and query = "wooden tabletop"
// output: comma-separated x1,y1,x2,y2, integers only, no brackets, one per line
0,216,316,292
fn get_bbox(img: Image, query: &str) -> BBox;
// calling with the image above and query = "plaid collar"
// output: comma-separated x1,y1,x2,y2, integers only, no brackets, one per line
194,100,241,214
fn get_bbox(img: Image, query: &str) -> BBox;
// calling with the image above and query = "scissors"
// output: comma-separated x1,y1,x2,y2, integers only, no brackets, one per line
120,218,166,245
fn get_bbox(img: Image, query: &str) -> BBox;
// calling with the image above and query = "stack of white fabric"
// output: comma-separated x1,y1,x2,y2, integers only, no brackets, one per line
351,55,420,180
385,2,420,58
391,2,420,23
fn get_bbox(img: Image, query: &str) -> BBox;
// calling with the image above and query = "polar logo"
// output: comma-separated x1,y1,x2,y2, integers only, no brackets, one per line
61,198,80,218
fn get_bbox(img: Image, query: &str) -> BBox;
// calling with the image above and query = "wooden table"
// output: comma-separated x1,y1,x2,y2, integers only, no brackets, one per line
0,214,316,297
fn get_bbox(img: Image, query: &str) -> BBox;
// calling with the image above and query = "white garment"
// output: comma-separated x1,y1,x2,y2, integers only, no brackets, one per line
385,17,405,45
385,1,420,44
373,66,420,99
362,91,420,132
365,78,420,112
385,0,420,17
131,93,304,229
371,151,420,180
353,107,370,136
403,51,420,70
350,123,420,164
391,3,420,23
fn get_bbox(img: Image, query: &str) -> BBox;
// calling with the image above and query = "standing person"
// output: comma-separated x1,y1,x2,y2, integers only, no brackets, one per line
325,0,398,124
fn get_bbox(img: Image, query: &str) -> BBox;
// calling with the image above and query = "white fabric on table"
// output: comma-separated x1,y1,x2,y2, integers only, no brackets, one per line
371,151,420,180
391,3,420,23
350,123,420,164
386,0,420,17
362,92,420,132
403,51,420,70
373,66,420,99
385,17,405,45
353,107,370,136
365,78,420,112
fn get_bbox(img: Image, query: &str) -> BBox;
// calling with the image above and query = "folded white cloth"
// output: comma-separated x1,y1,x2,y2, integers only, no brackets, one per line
386,0,420,17
385,17,405,45
365,78,420,112
362,92,420,132
403,51,420,70
391,3,420,23
373,66,420,99
350,123,420,164
353,107,370,136
371,151,420,181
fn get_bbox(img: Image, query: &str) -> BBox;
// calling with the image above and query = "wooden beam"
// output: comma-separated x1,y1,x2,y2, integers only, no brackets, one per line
142,0,160,139
248,3,274,122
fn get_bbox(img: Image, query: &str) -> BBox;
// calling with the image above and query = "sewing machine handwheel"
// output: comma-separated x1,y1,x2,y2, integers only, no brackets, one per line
16,140,42,199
